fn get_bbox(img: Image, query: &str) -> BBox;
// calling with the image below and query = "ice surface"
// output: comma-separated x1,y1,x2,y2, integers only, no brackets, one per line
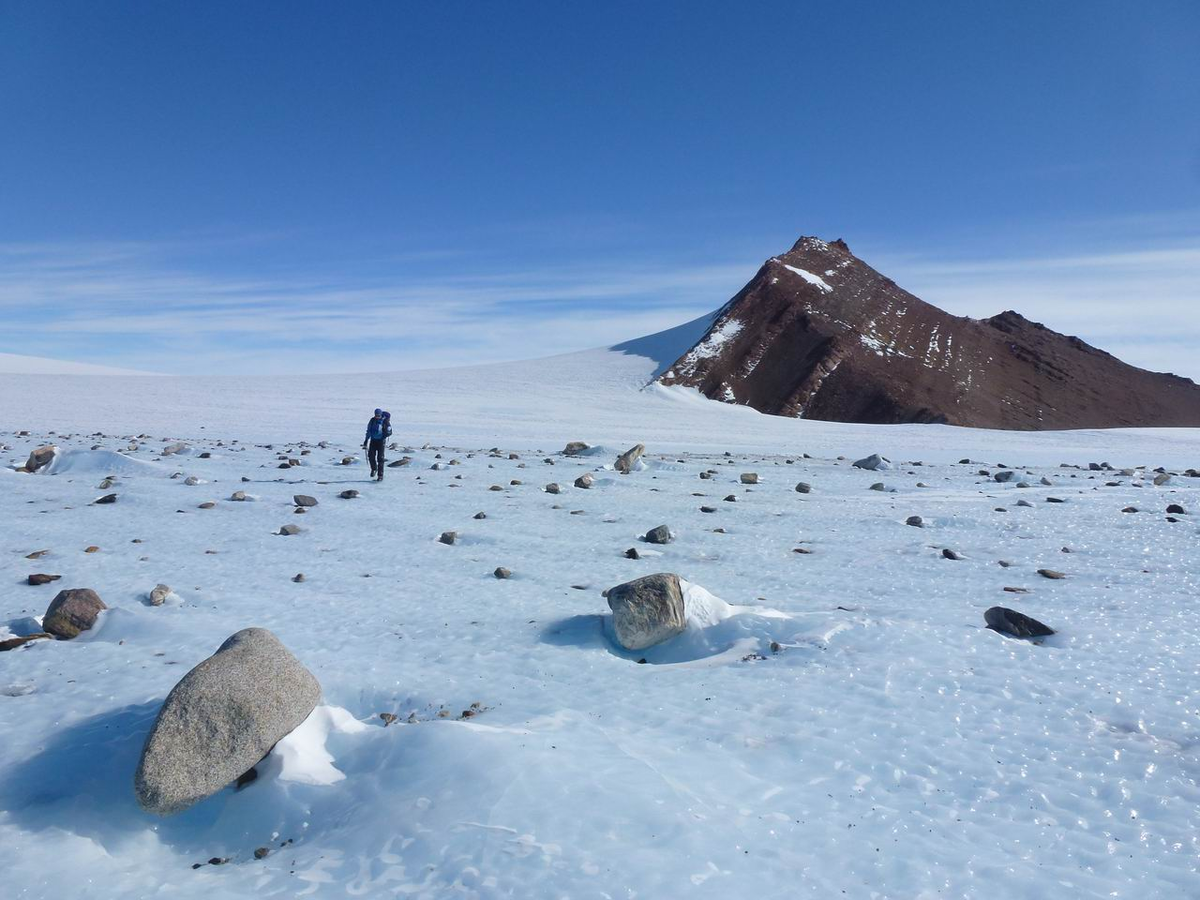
1,348,1199,898
0,351,161,376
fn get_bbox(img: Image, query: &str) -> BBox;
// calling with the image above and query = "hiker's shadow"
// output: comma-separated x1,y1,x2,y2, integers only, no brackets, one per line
0,701,298,854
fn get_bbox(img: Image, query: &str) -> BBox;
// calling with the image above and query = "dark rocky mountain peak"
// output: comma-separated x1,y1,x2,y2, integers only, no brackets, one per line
656,237,1200,429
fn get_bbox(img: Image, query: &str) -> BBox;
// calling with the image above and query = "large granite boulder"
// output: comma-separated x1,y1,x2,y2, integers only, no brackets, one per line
614,443,645,474
43,588,107,638
134,628,321,815
607,573,687,650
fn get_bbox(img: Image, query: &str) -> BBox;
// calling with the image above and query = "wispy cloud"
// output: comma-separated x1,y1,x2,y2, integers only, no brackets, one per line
879,241,1200,380
1,226,1197,379
0,239,751,374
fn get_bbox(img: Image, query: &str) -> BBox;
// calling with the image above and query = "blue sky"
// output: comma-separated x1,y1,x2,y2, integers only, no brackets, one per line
2,1,1198,376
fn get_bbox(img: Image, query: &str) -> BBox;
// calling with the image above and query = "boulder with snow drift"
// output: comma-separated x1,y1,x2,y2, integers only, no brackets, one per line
607,573,687,651
21,445,57,473
853,454,891,471
614,443,645,474
43,588,106,639
134,627,321,815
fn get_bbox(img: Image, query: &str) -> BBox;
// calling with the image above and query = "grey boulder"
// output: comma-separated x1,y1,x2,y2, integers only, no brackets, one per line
852,453,891,471
607,573,687,650
643,524,674,544
134,628,320,815
563,441,590,456
293,494,318,507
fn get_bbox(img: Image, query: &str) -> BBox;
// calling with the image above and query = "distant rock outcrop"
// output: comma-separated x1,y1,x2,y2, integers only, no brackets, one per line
657,236,1200,429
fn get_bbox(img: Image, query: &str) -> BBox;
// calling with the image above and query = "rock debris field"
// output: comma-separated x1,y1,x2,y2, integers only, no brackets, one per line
1,429,1198,899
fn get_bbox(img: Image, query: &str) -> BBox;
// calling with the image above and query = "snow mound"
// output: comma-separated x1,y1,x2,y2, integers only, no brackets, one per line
265,705,371,786
42,449,168,477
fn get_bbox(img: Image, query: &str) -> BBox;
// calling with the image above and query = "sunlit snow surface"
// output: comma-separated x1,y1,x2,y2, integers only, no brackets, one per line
1,347,1199,899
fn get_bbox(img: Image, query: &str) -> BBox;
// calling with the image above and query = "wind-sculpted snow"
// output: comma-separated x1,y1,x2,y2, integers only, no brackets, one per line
41,448,170,477
1,413,1199,897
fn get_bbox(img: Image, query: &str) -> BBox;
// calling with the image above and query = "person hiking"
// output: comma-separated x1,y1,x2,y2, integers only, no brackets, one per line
363,408,392,481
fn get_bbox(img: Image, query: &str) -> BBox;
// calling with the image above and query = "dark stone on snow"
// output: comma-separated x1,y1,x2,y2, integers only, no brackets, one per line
985,606,1054,638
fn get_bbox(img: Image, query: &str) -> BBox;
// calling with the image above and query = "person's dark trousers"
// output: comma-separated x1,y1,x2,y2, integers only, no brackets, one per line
367,438,386,477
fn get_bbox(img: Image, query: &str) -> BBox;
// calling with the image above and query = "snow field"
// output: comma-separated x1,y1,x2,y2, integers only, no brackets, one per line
1,428,1198,898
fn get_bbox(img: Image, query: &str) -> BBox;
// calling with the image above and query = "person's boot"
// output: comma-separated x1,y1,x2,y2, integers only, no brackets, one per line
376,472,383,482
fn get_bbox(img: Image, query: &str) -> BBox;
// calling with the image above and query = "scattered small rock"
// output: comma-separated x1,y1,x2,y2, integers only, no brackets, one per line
0,633,52,652
643,524,673,544
985,606,1054,638
852,453,890,471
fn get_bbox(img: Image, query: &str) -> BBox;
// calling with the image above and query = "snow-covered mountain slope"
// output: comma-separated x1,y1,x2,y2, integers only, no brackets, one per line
0,351,159,376
2,332,1199,467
